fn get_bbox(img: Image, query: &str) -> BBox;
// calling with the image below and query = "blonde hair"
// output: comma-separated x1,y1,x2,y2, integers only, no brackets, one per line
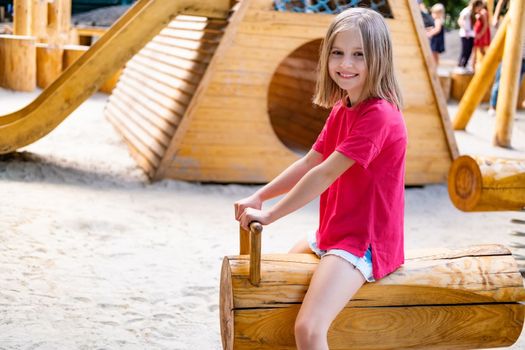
313,7,403,110
431,3,445,18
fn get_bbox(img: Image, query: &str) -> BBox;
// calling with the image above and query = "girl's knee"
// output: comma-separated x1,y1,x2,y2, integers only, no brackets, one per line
294,315,328,345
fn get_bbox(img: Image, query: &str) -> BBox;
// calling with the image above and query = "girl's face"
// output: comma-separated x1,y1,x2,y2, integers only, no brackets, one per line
328,28,368,105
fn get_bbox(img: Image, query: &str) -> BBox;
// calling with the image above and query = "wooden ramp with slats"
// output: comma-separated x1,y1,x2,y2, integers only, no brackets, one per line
106,0,458,184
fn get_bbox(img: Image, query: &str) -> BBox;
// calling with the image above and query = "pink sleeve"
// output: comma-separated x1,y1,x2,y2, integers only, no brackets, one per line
336,105,388,169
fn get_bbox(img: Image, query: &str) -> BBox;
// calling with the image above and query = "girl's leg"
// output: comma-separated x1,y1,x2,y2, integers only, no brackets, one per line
294,255,366,350
459,37,474,68
432,51,439,67
490,64,502,109
465,37,475,68
289,238,312,253
458,37,468,67
472,47,477,71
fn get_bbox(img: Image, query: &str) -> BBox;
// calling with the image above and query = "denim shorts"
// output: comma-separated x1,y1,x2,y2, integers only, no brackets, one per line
308,231,375,282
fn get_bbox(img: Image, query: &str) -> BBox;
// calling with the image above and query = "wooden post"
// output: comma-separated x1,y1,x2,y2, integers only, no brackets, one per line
47,0,71,45
13,0,32,36
238,223,263,285
249,222,262,286
36,43,63,88
0,34,36,91
453,16,509,130
494,0,525,147
31,0,48,42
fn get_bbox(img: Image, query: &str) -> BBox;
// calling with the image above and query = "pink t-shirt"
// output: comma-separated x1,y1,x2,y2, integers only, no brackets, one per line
312,98,407,280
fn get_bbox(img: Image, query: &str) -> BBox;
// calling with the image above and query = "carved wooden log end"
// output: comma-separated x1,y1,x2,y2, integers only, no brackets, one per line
448,155,483,211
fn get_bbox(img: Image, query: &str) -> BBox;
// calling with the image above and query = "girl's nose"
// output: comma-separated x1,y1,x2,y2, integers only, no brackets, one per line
340,55,353,68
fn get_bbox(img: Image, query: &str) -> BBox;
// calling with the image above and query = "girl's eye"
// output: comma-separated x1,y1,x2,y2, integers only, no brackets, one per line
354,52,364,57
331,50,343,55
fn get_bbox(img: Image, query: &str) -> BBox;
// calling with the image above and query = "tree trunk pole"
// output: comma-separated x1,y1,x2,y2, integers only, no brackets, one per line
31,0,48,42
13,0,32,36
494,0,525,147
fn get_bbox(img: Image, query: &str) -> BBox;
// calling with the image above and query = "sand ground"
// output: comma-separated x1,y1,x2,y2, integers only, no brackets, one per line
1,88,525,349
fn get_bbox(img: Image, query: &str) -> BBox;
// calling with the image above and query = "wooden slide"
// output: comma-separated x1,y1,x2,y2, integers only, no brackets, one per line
106,0,458,185
0,0,231,154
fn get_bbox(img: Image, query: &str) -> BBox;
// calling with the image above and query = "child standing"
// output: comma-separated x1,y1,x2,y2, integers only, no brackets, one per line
473,1,491,71
457,0,484,71
427,3,446,67
234,7,407,350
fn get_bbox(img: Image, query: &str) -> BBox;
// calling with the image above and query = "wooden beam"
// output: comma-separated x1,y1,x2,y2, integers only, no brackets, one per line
494,0,525,147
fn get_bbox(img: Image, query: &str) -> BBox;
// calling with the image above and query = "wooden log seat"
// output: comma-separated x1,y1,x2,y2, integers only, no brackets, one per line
36,43,63,89
448,155,525,212
0,34,36,91
451,71,491,103
220,225,525,350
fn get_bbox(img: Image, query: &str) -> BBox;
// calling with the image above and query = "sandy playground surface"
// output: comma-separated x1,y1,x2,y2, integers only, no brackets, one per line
1,88,525,349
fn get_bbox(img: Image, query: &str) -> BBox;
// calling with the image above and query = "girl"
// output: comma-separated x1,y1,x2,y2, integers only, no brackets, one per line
234,7,407,350
457,0,484,71
427,3,446,67
473,1,491,71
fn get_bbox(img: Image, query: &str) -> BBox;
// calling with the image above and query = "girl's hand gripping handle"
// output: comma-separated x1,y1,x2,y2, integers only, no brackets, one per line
234,195,262,221
239,221,263,286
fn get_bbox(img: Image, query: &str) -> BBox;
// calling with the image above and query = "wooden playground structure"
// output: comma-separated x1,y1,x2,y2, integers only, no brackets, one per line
0,0,458,185
220,222,525,349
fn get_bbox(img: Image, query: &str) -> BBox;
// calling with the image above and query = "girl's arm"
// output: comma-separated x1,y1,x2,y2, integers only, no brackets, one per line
457,11,466,28
234,149,323,220
238,151,355,228
426,18,442,37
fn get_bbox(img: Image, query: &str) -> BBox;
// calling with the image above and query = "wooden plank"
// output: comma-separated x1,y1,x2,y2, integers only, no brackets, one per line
106,108,159,170
160,26,224,42
110,84,183,126
111,89,177,136
118,73,193,107
124,62,198,96
109,97,169,151
131,54,204,85
139,46,208,75
106,103,164,162
153,33,219,52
